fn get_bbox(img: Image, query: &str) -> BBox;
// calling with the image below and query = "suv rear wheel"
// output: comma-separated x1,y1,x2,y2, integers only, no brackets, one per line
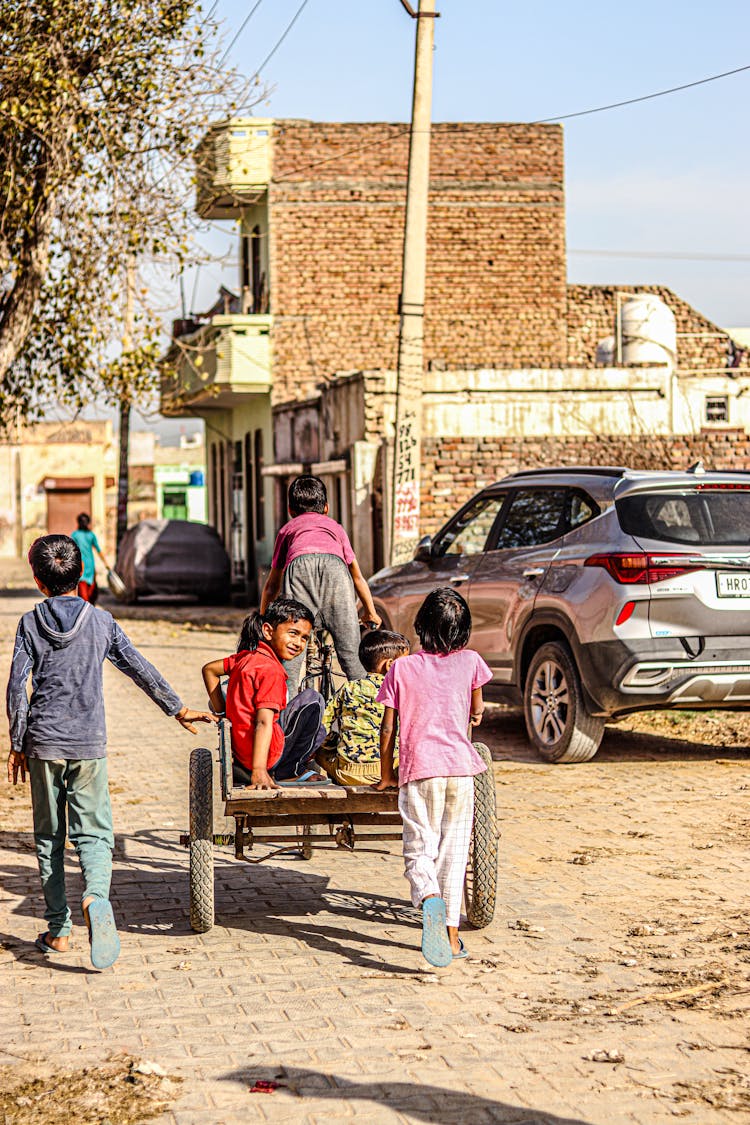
523,642,605,763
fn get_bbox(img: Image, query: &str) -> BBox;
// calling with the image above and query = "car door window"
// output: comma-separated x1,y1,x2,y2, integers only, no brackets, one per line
494,489,567,549
568,490,599,530
436,495,506,556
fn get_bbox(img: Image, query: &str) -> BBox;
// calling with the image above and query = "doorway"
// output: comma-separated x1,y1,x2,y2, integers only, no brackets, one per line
44,477,94,536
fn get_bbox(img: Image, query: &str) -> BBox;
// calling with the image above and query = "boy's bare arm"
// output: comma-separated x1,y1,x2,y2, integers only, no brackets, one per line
248,708,280,790
202,658,226,715
373,706,398,789
260,567,283,614
470,687,485,727
348,558,381,628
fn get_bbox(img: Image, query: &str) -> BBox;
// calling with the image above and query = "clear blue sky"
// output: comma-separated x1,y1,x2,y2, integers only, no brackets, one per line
189,0,750,328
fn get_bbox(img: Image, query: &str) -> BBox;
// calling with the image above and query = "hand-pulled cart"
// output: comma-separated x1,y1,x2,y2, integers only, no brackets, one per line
183,720,500,934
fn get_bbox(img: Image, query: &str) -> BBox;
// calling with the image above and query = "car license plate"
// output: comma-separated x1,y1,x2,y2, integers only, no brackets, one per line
716,572,750,597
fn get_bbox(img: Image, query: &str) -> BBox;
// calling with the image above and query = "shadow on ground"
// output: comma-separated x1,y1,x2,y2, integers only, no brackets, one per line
482,706,750,764
0,831,422,975
220,1066,592,1124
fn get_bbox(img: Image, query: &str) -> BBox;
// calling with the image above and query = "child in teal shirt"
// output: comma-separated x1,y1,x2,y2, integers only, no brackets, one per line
71,512,109,603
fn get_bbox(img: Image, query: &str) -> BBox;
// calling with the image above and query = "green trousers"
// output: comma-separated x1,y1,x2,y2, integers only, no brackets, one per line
28,757,114,938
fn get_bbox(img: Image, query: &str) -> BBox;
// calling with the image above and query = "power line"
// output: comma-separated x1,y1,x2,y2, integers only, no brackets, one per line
246,0,310,88
200,1,219,27
534,63,750,123
570,248,750,262
264,62,750,182
219,0,266,67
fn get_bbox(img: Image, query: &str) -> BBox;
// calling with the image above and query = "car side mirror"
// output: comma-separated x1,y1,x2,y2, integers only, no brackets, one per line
413,535,433,563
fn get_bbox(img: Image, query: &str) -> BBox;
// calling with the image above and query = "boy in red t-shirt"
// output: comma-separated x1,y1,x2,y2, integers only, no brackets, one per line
260,476,381,693
202,599,325,789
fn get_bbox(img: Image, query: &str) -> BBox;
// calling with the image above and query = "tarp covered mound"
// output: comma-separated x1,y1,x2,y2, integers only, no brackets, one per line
116,519,231,604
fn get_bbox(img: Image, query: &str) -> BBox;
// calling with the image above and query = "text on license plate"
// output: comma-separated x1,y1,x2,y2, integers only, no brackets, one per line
716,572,750,597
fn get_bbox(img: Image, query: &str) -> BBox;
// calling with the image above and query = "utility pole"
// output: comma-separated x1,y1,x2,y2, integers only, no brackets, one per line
116,257,136,553
389,0,438,566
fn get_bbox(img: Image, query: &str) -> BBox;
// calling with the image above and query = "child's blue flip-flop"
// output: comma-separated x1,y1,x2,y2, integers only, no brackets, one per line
86,899,120,970
34,932,64,955
421,897,453,967
279,770,330,787
453,938,469,960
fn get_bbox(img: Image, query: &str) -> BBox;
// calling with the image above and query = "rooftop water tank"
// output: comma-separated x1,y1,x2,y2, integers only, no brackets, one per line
595,335,616,365
621,294,676,366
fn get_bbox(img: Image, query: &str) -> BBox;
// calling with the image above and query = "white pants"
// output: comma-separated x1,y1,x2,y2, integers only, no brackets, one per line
399,776,474,928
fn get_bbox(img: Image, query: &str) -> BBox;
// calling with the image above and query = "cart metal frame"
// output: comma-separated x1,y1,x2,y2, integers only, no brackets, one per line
183,719,499,934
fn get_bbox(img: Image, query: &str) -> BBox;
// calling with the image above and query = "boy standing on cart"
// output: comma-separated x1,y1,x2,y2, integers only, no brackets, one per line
260,476,381,694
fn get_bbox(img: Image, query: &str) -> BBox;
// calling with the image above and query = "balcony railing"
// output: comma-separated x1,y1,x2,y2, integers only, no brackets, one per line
160,314,272,415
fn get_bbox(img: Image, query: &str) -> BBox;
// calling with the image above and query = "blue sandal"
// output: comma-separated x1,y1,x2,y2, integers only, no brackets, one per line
453,938,469,960
86,899,120,970
34,932,65,955
421,897,453,967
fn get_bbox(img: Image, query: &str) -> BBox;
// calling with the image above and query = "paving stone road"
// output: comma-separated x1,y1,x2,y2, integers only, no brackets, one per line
1,579,748,1124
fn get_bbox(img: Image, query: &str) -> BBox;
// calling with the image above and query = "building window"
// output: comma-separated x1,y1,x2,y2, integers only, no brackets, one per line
254,428,265,539
210,443,218,528
217,442,228,545
240,236,251,313
231,440,245,581
705,396,729,424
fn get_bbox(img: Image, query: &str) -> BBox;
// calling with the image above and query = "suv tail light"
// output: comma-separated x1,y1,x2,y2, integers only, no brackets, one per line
584,553,704,585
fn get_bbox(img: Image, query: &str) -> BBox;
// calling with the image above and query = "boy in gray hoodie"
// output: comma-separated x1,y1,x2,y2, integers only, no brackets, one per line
5,534,215,969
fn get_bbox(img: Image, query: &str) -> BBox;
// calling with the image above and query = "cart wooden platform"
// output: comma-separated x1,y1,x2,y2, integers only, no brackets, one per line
184,719,499,933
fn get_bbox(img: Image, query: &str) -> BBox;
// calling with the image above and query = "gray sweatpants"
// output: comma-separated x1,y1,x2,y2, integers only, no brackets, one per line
282,553,366,694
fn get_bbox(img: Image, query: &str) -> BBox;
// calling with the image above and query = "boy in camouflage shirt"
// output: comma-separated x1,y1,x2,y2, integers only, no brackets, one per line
317,630,409,786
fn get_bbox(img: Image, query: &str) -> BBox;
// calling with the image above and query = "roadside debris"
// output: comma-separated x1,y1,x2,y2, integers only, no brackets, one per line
605,978,730,1016
249,1080,283,1094
583,1049,625,1064
508,919,546,936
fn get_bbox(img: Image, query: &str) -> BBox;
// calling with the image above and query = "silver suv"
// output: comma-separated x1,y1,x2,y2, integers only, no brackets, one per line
369,467,750,763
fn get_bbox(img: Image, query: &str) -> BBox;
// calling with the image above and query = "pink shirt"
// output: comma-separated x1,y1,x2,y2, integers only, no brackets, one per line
377,649,492,785
271,513,356,571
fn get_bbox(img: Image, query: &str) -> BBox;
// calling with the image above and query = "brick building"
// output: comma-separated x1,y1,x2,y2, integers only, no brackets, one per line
161,117,749,593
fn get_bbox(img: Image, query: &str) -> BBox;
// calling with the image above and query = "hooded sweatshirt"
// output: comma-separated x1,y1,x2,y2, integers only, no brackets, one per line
6,596,183,759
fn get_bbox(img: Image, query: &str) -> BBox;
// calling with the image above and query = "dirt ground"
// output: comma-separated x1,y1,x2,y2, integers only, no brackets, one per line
0,1056,180,1125
1,582,749,1123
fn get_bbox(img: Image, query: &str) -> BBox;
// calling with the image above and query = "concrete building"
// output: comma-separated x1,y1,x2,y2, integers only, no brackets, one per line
161,117,750,590
0,421,116,558
128,432,208,525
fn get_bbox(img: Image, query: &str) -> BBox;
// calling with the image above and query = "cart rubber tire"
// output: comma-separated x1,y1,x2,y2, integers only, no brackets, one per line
523,641,605,764
464,742,499,929
299,822,320,860
189,747,214,933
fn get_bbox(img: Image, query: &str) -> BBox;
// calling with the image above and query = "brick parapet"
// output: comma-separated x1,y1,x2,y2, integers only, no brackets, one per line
567,284,750,373
420,429,750,532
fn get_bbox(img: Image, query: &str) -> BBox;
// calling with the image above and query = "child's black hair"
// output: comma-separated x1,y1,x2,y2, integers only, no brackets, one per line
76,512,91,531
414,587,472,655
28,535,82,596
358,629,410,672
288,475,327,516
237,597,315,652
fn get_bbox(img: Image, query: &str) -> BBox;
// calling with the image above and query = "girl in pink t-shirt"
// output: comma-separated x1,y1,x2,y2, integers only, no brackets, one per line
375,587,492,967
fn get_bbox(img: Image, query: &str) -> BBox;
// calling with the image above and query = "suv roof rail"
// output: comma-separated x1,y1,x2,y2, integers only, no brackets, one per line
506,467,628,480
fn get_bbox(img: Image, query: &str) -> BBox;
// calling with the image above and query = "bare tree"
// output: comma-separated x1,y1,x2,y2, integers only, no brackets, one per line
0,0,254,409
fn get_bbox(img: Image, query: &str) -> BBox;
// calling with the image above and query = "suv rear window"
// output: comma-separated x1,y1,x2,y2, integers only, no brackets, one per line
617,490,750,546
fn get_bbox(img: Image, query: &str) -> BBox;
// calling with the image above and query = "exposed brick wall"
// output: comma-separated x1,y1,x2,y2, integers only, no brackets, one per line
567,284,750,373
268,122,566,403
421,429,750,532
